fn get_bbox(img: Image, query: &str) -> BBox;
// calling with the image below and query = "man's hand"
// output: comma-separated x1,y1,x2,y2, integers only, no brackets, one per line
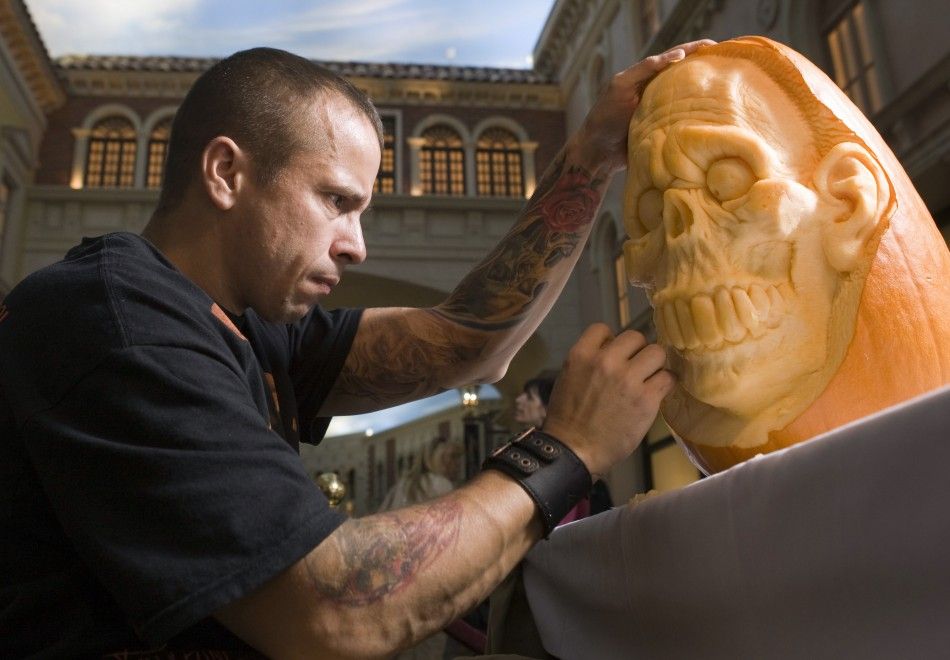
320,42,711,418
568,39,716,174
543,324,675,478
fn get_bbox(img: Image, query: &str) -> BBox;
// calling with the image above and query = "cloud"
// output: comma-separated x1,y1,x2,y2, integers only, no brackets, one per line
26,0,554,67
28,0,202,55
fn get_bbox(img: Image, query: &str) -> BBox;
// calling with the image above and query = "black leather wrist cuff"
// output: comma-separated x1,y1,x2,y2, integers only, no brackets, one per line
482,427,592,537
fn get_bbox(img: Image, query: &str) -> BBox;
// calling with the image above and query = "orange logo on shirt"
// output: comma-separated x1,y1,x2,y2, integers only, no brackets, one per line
0,304,9,324
210,303,247,341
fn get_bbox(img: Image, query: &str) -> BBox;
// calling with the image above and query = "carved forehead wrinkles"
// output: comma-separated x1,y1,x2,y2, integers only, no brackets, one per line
632,56,817,178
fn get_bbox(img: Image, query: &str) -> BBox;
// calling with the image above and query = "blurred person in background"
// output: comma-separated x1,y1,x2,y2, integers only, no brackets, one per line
516,371,614,520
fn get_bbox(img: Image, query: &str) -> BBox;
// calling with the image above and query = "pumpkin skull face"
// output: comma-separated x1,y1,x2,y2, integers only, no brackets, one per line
623,55,863,443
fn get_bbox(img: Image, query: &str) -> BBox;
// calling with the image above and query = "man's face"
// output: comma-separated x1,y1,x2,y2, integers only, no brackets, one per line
624,56,841,418
230,93,381,322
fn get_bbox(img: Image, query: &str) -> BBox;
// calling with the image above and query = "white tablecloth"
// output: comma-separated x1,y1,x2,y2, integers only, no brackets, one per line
523,385,950,659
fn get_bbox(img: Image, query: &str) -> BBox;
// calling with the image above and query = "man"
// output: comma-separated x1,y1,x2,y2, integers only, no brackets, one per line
0,42,707,657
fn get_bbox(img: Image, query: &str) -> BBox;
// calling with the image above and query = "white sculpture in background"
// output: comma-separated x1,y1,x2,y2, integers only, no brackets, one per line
622,39,894,461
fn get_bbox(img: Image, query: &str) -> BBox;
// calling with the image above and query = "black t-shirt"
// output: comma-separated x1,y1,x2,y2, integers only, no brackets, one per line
0,232,363,657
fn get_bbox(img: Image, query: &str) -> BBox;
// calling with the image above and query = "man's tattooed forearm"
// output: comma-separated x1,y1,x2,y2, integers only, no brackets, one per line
334,310,485,405
307,499,463,607
332,151,606,404
436,152,604,329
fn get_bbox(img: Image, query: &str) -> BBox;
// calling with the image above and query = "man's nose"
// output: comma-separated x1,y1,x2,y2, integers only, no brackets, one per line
334,215,367,265
663,188,706,240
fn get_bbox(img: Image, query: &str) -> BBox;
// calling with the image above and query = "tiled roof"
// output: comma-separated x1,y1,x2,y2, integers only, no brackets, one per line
54,55,554,84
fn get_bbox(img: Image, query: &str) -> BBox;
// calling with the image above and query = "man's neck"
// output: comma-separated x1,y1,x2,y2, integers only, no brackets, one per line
142,210,243,315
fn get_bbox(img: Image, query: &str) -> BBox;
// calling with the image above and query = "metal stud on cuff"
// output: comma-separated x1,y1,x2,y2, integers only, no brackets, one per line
482,427,592,536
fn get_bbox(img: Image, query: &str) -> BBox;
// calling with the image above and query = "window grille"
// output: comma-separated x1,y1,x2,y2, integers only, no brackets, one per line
146,117,172,189
475,127,523,197
374,115,397,194
420,125,465,196
824,1,883,114
85,116,137,188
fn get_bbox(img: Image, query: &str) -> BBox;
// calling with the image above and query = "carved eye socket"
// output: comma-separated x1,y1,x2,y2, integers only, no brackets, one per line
707,158,756,202
637,188,664,232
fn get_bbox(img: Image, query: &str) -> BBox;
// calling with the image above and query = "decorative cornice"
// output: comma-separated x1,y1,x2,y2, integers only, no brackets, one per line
533,0,595,79
355,77,561,110
0,0,65,113
57,66,563,109
56,54,553,83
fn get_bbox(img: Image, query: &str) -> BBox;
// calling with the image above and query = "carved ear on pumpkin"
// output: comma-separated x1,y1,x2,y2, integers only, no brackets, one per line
813,141,892,273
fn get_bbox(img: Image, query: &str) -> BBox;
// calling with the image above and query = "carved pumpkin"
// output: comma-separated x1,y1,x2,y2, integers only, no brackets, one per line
623,37,950,473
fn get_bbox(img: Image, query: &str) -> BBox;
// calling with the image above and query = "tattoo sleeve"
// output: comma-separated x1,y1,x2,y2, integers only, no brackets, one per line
435,152,606,330
306,498,463,607
327,147,608,410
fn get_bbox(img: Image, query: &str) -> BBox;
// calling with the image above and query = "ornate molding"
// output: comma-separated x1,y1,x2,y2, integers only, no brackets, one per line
534,0,597,79
58,68,562,109
0,0,65,114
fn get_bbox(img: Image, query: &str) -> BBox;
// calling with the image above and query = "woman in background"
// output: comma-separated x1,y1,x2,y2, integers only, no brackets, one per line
378,436,463,512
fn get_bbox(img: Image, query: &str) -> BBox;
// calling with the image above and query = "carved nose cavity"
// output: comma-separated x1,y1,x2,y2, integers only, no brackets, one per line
664,189,700,240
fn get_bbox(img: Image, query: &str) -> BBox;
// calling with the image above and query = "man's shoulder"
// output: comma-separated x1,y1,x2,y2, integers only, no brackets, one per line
0,233,246,416
3,232,215,346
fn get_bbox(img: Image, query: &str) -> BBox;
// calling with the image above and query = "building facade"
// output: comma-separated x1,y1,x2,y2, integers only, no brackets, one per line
2,0,946,509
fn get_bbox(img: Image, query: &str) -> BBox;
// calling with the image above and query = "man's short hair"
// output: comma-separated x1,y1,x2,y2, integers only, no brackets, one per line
156,47,383,215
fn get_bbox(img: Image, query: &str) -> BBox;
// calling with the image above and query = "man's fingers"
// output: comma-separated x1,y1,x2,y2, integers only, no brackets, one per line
627,343,668,382
572,323,615,353
645,367,676,398
620,38,717,82
676,38,716,55
603,329,648,360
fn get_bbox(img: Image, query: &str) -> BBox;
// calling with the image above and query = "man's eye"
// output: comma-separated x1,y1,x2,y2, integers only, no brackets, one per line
637,188,664,232
328,194,345,210
706,158,756,202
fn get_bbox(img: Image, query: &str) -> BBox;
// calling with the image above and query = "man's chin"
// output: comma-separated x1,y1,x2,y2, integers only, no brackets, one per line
259,298,316,324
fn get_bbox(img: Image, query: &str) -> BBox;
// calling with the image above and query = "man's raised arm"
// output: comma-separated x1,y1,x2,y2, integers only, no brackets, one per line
319,40,712,415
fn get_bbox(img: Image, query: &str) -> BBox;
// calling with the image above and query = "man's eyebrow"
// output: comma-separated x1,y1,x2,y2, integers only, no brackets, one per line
326,183,370,207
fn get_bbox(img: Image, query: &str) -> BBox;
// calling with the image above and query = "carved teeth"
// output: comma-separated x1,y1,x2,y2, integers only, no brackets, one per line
732,288,764,338
675,298,700,350
655,283,787,351
691,295,721,348
749,285,769,320
715,287,746,343
767,286,785,328
664,301,685,349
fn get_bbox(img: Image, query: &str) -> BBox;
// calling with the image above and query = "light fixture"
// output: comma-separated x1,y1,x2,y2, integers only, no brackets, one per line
460,384,481,408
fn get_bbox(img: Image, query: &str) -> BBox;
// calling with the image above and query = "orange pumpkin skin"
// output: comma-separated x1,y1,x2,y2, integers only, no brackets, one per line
669,38,950,474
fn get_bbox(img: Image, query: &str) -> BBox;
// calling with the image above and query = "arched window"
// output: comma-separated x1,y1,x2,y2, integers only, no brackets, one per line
84,116,137,188
475,127,523,197
374,115,397,194
420,125,465,196
822,0,883,114
146,117,172,189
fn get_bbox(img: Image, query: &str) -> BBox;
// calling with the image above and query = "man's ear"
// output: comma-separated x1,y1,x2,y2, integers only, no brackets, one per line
813,141,893,273
201,136,245,211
